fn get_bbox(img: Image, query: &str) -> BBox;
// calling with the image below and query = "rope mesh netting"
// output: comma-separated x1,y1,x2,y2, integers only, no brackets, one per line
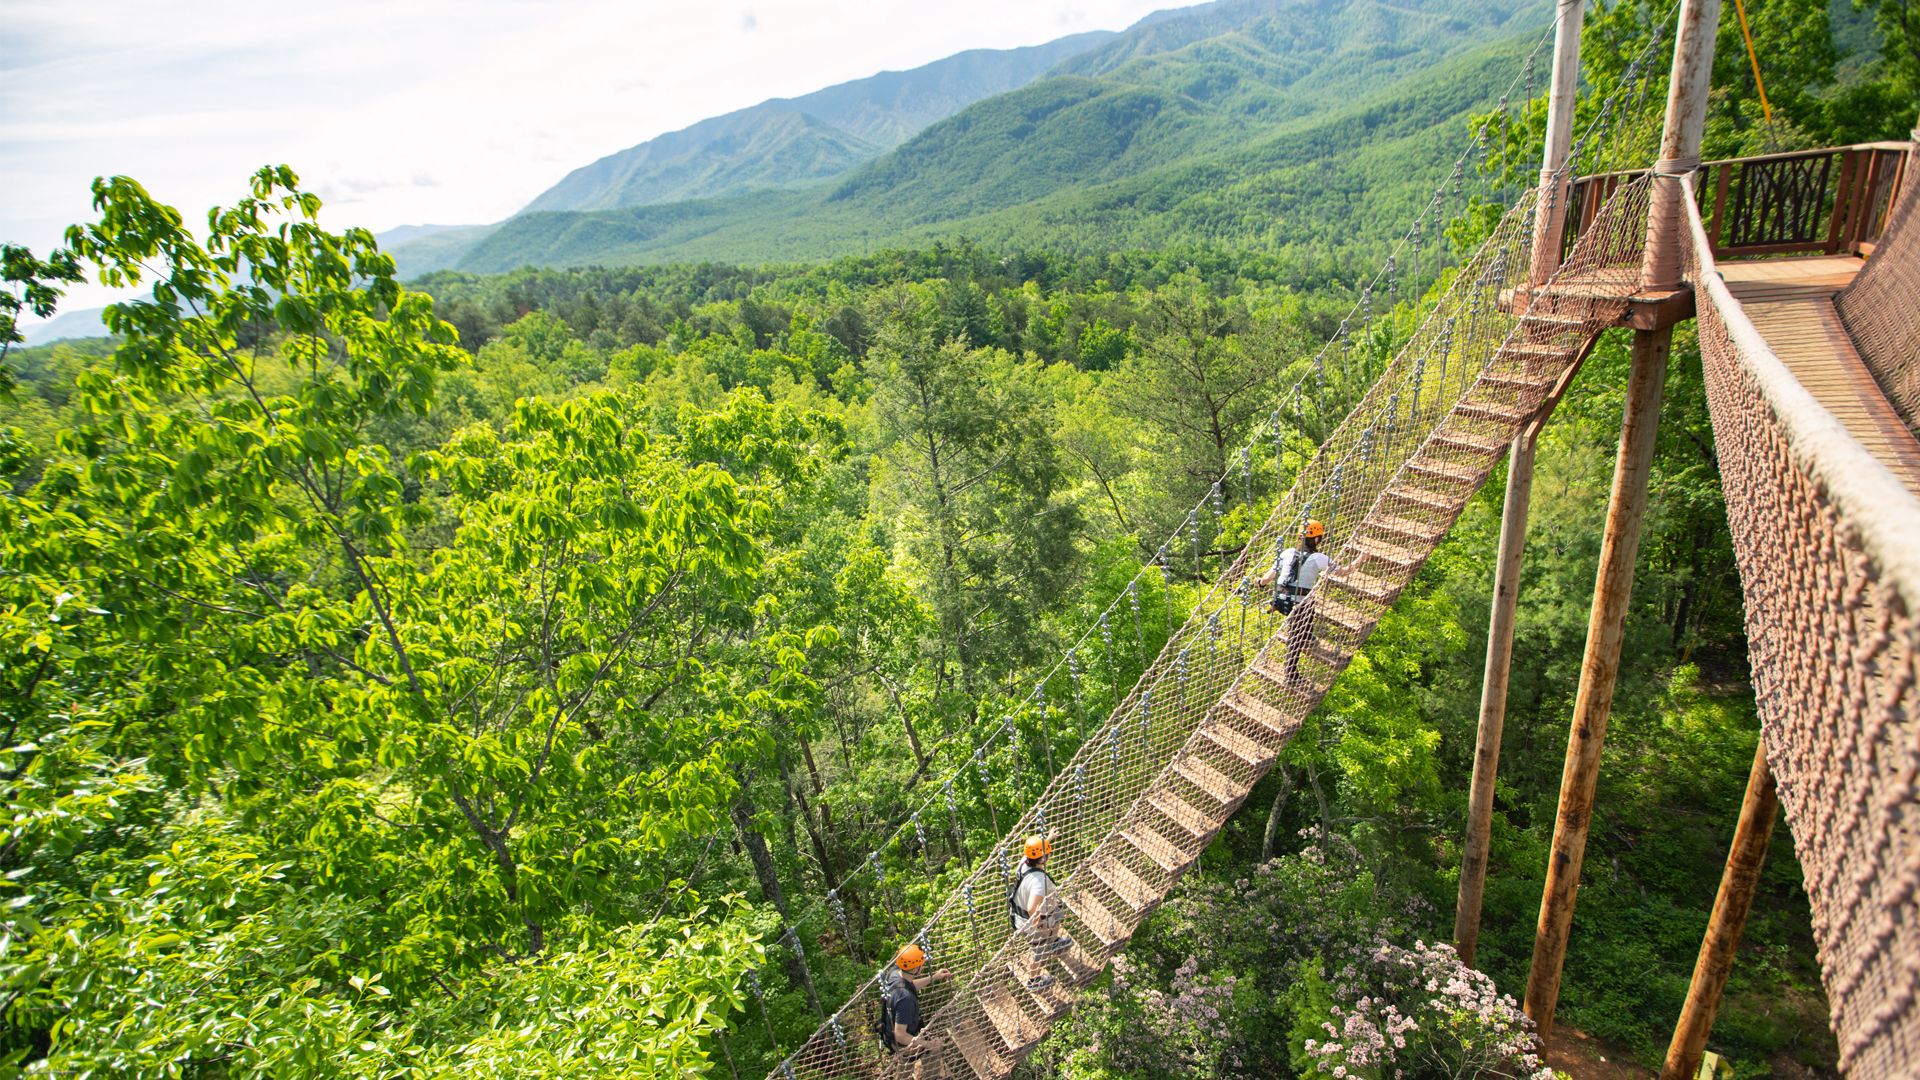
745,8,1692,1074
1835,159,1920,438
765,170,1659,1080
1685,169,1920,1079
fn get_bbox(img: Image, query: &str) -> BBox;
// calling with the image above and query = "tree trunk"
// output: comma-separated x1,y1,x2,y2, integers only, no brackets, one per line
1262,768,1297,860
779,753,840,893
729,774,823,1016
887,682,929,770
1671,575,1695,650
1307,762,1333,838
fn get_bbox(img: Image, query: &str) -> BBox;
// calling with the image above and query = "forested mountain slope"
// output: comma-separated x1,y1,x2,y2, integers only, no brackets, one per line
519,31,1116,214
423,0,1546,275
449,28,1536,272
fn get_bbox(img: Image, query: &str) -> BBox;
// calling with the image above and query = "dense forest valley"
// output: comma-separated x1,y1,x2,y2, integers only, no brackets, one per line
2,0,1917,1076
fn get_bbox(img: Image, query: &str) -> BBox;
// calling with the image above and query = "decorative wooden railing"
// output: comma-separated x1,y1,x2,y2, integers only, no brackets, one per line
1566,142,1911,261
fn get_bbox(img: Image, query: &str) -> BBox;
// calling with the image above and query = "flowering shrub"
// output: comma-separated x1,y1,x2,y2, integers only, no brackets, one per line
1297,939,1553,1080
1090,952,1249,1076
1031,829,1554,1079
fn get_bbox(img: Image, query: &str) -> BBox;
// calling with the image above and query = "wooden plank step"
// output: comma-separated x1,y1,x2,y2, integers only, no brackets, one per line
978,979,1044,1054
1349,535,1423,571
1367,513,1446,544
1313,596,1375,635
1055,933,1101,984
1198,720,1274,768
1062,886,1129,949
1383,484,1453,513
1174,754,1243,805
1147,789,1219,840
1455,398,1533,424
1492,342,1565,363
1009,961,1073,1018
950,1017,1014,1079
1328,566,1398,604
1312,638,1347,667
1121,822,1186,874
1248,653,1334,698
1431,427,1511,455
1406,456,1482,485
1225,689,1298,741
1526,291,1603,315
1090,854,1156,913
1518,313,1588,333
1478,371,1555,393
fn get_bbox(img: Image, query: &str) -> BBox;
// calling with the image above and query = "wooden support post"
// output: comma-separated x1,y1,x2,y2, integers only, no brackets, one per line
1660,740,1780,1080
1528,0,1588,284
1454,428,1538,968
1524,324,1672,1042
1526,0,1719,1046
1642,0,1724,292
1454,0,1584,968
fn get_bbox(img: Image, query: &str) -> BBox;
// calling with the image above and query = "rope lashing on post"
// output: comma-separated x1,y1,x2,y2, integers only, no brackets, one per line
827,888,849,938
1188,508,1204,576
1136,687,1152,749
1067,649,1086,738
1128,579,1145,663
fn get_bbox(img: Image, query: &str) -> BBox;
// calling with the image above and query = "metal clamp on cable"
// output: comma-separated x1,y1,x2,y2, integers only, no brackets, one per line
1653,155,1701,177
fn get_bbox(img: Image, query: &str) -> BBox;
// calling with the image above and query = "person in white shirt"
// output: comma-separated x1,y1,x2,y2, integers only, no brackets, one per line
1009,834,1066,990
1255,519,1332,682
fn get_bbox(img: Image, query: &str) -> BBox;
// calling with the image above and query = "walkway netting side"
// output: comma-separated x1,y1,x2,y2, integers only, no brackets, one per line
770,171,1657,1078
1834,146,1920,439
1684,175,1920,1078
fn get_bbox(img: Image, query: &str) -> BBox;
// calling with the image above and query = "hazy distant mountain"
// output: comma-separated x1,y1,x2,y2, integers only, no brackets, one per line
376,223,501,274
445,0,1547,273
520,31,1119,214
18,306,110,346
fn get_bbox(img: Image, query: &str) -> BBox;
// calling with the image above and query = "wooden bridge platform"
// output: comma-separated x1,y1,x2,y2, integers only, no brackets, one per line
1719,255,1920,501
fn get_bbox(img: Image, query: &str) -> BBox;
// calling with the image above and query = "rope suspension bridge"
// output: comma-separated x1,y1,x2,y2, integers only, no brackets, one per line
743,2,1920,1076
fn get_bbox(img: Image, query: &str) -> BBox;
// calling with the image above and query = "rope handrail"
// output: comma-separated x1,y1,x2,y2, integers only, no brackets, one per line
1683,165,1920,1077
1572,139,1917,183
1682,175,1920,591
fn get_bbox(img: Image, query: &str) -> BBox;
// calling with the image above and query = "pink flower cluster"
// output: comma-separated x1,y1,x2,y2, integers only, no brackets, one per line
1103,952,1246,1073
1302,939,1554,1080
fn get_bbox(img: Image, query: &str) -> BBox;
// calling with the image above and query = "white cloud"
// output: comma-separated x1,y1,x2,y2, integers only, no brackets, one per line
2,0,1187,315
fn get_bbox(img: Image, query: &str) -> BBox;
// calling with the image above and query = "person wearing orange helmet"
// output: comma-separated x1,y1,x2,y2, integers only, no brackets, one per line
880,942,950,1058
1009,834,1066,991
1256,518,1330,614
1256,518,1333,682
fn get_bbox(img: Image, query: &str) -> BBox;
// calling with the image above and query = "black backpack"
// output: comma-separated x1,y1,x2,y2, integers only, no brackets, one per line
875,981,908,1050
1007,866,1047,929
1274,547,1312,614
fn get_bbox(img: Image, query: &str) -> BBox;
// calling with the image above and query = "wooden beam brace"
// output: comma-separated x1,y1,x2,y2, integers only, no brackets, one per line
1660,740,1780,1080
1524,323,1672,1044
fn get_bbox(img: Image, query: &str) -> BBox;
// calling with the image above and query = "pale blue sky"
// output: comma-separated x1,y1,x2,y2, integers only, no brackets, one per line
3,0,1181,317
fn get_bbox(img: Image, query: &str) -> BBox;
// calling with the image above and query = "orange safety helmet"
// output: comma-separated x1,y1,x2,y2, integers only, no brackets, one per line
1023,834,1053,861
1302,519,1326,540
895,943,926,972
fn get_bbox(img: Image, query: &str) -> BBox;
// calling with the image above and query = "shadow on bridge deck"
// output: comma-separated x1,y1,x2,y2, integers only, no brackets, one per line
1719,254,1920,500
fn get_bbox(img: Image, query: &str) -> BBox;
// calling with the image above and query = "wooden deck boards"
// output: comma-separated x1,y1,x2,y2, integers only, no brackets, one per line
1719,256,1920,500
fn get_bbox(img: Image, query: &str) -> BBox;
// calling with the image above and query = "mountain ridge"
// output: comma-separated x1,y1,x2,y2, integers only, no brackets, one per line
389,0,1548,277
447,23,1538,274
520,30,1120,214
